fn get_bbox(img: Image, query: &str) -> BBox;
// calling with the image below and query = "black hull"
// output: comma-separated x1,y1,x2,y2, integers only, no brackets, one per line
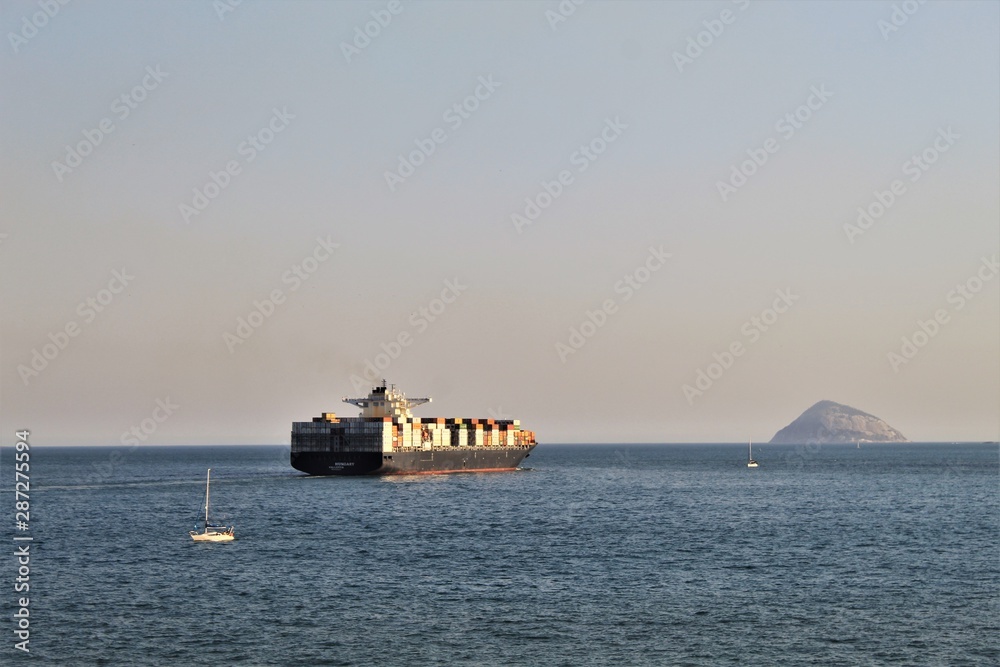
290,446,534,476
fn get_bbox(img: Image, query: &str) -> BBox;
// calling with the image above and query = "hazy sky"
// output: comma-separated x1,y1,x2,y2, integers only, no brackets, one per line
2,0,997,446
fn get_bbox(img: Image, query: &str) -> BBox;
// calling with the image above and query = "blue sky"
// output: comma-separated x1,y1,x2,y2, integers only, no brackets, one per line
2,0,997,444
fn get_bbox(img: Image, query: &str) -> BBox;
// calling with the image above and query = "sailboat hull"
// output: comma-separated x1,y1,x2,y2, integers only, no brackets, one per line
190,531,234,542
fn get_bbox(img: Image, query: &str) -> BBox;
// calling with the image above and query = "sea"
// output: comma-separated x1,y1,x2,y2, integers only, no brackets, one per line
3,442,998,666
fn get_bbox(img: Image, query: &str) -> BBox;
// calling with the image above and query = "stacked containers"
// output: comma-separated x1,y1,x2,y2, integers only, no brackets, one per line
311,397,536,453
320,411,535,452
427,417,444,448
419,420,432,450
446,420,461,447
381,417,393,452
401,418,413,449
487,419,496,447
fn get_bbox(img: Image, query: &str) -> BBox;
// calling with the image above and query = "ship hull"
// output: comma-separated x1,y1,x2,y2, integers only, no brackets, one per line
290,446,534,477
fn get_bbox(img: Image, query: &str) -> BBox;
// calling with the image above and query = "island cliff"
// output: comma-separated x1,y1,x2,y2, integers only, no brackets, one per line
769,400,908,444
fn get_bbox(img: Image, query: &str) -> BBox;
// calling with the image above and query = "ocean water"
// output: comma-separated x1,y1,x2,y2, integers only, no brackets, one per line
3,442,998,666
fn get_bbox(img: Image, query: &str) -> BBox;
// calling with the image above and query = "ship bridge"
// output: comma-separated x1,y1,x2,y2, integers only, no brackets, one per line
343,380,431,419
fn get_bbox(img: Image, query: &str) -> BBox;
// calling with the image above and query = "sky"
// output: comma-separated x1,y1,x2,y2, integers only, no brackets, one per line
1,0,997,446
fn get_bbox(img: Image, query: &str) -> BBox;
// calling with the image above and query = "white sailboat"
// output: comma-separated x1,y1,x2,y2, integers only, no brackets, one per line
189,468,235,542
747,438,759,468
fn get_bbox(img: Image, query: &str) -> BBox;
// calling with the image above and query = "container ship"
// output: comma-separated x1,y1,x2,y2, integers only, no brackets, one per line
290,381,537,476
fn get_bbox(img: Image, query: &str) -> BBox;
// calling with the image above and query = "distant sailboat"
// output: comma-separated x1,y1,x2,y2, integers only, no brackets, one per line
747,438,759,468
190,469,235,542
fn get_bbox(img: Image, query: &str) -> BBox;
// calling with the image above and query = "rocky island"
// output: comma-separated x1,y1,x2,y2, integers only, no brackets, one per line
769,400,908,444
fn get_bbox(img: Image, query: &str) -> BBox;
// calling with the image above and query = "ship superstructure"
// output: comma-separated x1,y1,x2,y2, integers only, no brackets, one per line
290,381,537,475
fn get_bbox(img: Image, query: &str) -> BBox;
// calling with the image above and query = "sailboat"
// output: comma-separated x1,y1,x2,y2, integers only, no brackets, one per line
189,468,235,542
747,438,759,468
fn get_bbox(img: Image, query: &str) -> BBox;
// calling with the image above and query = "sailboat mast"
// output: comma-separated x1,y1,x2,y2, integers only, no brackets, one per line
204,468,211,526
748,438,752,461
